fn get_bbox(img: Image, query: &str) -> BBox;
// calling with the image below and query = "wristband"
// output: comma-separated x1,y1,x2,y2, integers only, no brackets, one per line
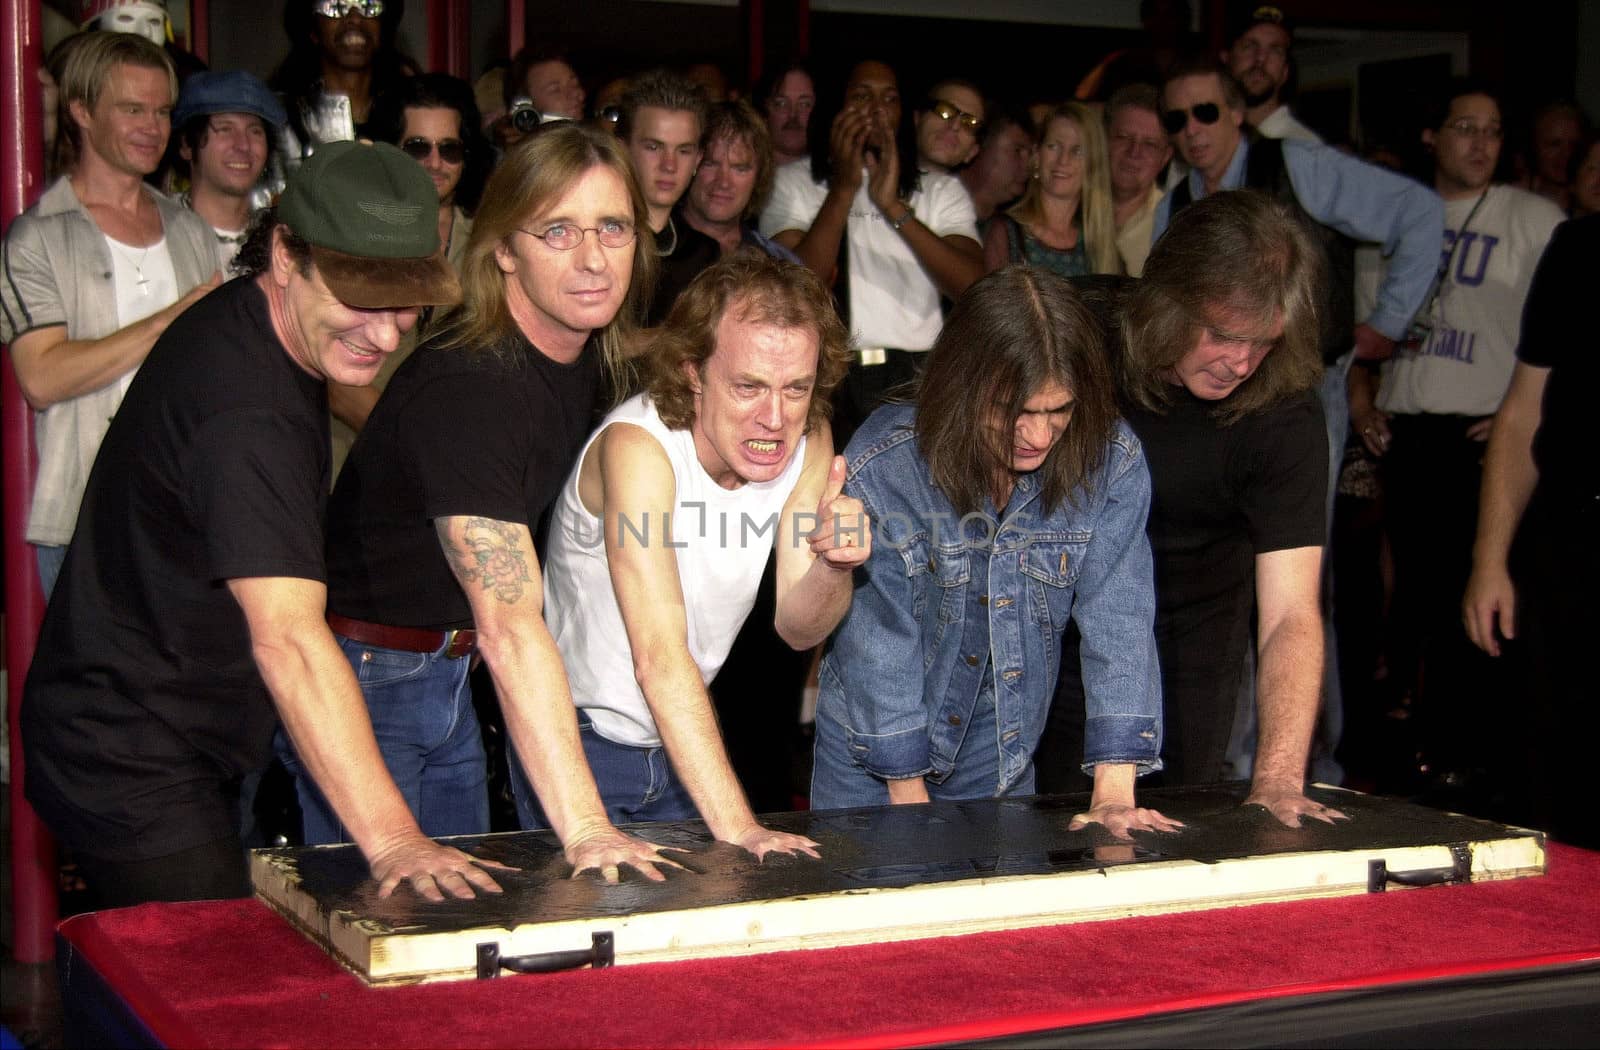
889,206,914,231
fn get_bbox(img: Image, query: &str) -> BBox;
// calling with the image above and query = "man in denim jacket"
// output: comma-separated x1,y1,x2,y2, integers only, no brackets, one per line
811,267,1180,838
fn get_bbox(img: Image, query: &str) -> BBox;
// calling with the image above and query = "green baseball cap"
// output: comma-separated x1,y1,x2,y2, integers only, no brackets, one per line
277,140,461,309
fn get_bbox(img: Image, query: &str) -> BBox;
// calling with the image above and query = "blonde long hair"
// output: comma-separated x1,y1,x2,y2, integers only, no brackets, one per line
1006,102,1119,275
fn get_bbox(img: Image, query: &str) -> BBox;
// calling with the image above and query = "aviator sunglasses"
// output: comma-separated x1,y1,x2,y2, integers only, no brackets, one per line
1161,102,1221,134
314,0,384,17
927,98,983,133
401,137,466,164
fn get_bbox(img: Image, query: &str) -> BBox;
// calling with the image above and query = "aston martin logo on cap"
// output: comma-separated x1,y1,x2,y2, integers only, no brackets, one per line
358,200,424,226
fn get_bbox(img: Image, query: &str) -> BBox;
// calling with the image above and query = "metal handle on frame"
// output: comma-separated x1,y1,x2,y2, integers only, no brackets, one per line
476,931,614,978
1368,843,1473,892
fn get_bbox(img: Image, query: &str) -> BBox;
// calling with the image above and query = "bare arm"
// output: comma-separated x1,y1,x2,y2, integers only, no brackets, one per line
434,515,684,882
1347,361,1390,458
1464,363,1548,656
1247,545,1347,827
774,108,869,280
596,424,820,860
227,575,507,900
982,218,1012,274
773,424,871,650
9,272,220,409
863,121,983,298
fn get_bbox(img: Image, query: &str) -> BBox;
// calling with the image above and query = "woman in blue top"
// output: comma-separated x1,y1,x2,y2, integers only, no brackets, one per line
811,267,1179,838
984,103,1121,278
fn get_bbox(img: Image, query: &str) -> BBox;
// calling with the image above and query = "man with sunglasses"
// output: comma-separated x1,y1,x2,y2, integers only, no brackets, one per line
1151,53,1441,787
915,80,986,174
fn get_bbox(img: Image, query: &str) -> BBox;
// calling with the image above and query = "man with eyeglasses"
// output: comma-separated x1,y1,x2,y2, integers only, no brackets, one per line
914,79,986,175
1152,53,1440,787
21,142,470,908
1103,83,1171,277
1221,4,1320,145
1350,80,1562,806
309,124,682,886
170,71,287,274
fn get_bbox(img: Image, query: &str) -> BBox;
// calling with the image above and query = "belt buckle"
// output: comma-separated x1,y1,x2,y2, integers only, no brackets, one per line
442,629,470,659
858,347,887,367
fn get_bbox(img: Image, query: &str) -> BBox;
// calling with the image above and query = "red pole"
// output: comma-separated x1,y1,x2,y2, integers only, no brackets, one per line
745,0,763,95
506,0,524,59
426,0,469,78
190,0,209,65
2,0,58,965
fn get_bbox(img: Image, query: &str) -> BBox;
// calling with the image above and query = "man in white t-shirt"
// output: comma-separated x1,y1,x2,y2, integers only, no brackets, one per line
759,58,982,442
537,254,868,858
0,31,217,595
1348,80,1563,797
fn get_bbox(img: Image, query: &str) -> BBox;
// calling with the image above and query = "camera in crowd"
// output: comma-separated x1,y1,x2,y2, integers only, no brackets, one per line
507,96,571,132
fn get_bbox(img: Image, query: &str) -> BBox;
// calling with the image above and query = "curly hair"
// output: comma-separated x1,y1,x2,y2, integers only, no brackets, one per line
647,253,851,436
1121,190,1325,425
701,99,777,220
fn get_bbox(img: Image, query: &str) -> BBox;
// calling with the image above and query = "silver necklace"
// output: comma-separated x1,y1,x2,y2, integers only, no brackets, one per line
111,239,153,295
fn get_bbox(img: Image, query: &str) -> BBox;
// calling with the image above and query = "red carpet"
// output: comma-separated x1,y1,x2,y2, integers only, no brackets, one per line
60,843,1600,1048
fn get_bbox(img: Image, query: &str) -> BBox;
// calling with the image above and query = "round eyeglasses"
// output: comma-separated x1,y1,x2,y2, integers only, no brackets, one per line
519,221,637,251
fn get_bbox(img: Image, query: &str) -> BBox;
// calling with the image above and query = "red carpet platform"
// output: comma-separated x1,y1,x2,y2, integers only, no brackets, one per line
56,842,1600,1047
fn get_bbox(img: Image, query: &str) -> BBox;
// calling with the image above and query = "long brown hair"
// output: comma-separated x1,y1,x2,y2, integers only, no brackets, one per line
428,122,658,391
916,267,1116,516
1121,190,1324,425
648,253,851,435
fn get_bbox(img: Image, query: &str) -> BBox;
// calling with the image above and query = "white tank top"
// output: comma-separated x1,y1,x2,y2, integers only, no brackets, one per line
544,393,808,747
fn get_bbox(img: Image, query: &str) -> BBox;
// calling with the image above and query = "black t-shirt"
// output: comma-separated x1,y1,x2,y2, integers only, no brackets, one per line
1517,214,1598,505
23,277,329,859
325,331,600,629
647,212,721,325
1124,389,1327,777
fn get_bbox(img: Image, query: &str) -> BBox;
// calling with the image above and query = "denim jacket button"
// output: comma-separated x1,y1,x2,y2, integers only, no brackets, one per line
947,714,962,726
964,654,978,666
978,593,988,606
928,557,937,571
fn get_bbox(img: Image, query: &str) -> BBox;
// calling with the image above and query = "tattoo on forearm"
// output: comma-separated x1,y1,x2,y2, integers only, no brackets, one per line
437,517,532,603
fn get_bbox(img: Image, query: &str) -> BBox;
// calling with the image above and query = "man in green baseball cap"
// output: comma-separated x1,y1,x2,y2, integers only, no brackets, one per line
22,140,489,909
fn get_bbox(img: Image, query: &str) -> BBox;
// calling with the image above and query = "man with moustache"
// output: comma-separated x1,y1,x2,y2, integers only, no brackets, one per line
760,63,815,168
619,68,721,323
532,254,863,858
305,126,681,890
1222,5,1320,144
1349,81,1562,797
1,31,217,597
271,0,413,165
21,142,468,908
958,104,1034,228
1104,84,1170,277
682,100,800,262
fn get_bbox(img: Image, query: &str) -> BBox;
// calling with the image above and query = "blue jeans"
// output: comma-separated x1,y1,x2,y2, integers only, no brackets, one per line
811,671,1036,809
277,634,488,843
512,716,696,830
35,543,66,600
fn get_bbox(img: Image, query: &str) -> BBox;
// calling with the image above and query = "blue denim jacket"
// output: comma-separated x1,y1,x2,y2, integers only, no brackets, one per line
819,404,1163,790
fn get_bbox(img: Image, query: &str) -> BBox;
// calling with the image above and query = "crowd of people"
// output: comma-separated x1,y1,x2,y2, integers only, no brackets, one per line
2,0,1594,910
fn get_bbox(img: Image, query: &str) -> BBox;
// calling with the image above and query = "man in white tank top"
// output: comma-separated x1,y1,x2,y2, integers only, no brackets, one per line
539,254,868,859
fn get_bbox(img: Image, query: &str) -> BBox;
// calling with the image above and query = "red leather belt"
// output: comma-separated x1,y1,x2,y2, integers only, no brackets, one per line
327,613,477,660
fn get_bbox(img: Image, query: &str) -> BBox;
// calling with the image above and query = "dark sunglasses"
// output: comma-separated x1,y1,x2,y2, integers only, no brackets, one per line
401,137,465,164
1161,102,1221,134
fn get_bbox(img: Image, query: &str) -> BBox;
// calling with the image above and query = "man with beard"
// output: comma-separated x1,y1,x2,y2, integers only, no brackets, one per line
1222,5,1320,143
